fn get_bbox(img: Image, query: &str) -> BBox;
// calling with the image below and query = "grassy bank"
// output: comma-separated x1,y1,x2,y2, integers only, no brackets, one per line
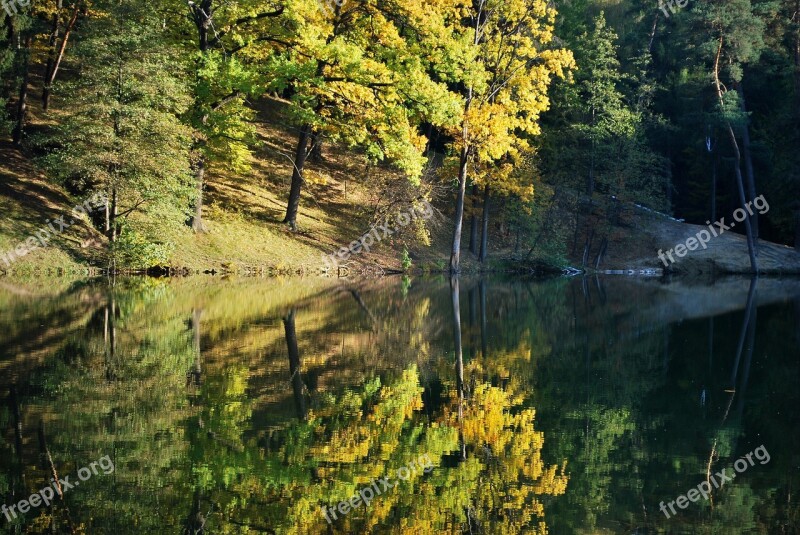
3,96,799,278
0,97,453,276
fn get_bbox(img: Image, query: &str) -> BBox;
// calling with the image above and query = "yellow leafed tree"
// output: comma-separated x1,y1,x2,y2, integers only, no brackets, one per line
416,0,575,271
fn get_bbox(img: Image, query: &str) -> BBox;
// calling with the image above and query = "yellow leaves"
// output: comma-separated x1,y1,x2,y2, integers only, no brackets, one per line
303,169,329,186
460,383,513,448
308,366,423,464
428,0,575,200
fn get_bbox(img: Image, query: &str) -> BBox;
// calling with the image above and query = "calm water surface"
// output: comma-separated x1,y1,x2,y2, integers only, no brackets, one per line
0,275,798,534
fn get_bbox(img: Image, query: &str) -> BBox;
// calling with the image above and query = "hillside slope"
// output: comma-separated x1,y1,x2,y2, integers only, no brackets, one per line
2,95,799,276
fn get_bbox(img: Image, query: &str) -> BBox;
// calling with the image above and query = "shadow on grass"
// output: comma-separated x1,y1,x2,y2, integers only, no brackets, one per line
0,140,105,269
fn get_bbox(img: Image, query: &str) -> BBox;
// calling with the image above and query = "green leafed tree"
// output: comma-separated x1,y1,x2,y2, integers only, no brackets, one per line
179,0,283,233
265,0,461,231
692,0,772,271
540,12,669,208
39,0,195,267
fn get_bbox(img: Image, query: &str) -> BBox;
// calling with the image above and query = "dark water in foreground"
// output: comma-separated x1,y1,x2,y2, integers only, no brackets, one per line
0,275,798,534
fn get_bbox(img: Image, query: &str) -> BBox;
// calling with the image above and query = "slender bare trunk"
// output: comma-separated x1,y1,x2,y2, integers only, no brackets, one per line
12,34,32,145
191,157,206,232
42,1,62,109
109,187,118,242
450,145,469,273
711,146,717,223
42,1,80,111
713,37,758,273
794,209,800,251
795,0,800,114
739,90,758,240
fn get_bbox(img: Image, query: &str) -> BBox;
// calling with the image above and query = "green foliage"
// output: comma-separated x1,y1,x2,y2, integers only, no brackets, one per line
37,0,195,265
110,223,173,268
190,50,260,172
401,248,412,271
263,1,461,183
538,12,670,210
0,12,30,135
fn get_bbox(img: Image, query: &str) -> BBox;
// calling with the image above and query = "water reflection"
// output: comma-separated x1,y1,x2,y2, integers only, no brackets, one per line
0,275,798,533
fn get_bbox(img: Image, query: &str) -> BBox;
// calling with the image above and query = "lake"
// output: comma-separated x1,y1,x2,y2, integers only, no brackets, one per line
1,275,798,533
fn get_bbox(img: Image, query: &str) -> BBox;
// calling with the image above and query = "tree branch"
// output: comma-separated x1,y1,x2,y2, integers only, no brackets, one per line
210,7,285,47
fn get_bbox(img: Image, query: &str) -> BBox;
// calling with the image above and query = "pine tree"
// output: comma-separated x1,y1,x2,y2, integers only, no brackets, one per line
693,0,770,271
539,12,670,205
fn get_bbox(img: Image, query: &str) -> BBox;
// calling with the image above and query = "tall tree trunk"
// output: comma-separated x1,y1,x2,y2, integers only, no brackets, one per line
42,1,62,110
187,0,213,232
586,97,597,197
12,33,32,145
109,187,118,242
726,130,758,270
468,184,479,254
587,137,595,197
450,90,472,273
1,18,13,106
450,144,470,273
104,194,111,237
739,89,759,240
190,156,207,232
666,146,673,214
794,0,800,116
42,1,79,111
479,184,490,263
713,38,758,273
283,123,311,231
711,146,717,223
794,209,800,251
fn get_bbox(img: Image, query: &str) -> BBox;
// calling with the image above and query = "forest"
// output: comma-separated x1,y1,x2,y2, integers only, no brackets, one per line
2,2,800,533
1,0,798,275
